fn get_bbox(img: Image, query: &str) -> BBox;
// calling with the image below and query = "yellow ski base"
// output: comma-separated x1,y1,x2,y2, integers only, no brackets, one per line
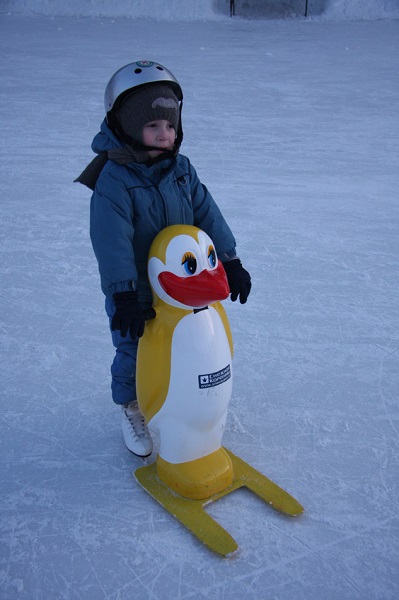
134,448,304,557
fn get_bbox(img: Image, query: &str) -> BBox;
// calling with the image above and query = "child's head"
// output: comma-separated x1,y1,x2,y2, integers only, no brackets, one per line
104,60,183,153
115,83,179,145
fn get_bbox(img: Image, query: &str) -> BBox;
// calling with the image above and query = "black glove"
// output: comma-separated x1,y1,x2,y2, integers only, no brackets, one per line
111,291,146,338
223,258,252,304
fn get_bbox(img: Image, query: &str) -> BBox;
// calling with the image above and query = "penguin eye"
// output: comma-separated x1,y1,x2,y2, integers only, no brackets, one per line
182,252,197,275
208,245,216,269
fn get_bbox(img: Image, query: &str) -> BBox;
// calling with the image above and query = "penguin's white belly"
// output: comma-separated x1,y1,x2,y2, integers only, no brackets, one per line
149,307,232,464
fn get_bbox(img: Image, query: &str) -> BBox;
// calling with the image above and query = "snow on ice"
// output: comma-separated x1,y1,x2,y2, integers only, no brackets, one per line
0,1,398,598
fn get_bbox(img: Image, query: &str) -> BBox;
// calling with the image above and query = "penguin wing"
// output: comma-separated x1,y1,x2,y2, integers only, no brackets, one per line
136,316,171,423
137,305,188,422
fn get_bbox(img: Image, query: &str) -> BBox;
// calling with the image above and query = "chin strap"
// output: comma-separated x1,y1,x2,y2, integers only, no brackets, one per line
107,146,175,164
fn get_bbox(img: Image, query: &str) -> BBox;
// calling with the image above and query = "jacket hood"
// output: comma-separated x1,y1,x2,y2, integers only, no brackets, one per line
91,119,122,154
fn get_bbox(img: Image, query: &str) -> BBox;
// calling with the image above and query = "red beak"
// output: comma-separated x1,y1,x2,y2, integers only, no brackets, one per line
158,262,229,308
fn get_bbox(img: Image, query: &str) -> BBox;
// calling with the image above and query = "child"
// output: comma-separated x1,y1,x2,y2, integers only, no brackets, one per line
76,60,251,457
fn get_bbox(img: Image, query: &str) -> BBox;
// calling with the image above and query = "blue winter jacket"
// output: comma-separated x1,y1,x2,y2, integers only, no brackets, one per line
90,120,236,305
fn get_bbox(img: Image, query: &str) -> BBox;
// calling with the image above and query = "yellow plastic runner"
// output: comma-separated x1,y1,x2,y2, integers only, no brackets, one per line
134,448,304,557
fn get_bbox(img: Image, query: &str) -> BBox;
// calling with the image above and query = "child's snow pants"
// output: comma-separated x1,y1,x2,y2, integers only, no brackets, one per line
105,295,139,406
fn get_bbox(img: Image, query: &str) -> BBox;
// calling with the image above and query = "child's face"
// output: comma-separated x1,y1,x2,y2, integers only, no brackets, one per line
142,119,176,159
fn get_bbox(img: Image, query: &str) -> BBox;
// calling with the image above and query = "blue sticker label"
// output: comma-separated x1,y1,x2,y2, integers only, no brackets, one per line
198,365,231,389
136,60,154,68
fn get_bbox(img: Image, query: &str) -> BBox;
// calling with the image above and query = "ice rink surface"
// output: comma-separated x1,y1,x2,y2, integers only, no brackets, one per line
0,1,398,598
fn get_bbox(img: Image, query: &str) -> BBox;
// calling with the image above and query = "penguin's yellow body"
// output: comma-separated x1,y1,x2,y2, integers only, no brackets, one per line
137,225,234,499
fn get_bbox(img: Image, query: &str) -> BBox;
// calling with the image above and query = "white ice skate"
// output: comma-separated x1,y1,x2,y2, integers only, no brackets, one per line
121,403,153,457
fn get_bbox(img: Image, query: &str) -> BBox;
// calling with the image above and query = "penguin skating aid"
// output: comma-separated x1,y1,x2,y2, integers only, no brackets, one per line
134,225,303,556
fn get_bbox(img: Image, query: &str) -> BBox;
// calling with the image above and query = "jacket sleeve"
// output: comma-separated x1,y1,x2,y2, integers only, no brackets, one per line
187,160,237,261
90,165,137,295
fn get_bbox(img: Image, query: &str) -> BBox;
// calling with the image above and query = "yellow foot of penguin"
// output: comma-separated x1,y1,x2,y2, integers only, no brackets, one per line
156,448,234,500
